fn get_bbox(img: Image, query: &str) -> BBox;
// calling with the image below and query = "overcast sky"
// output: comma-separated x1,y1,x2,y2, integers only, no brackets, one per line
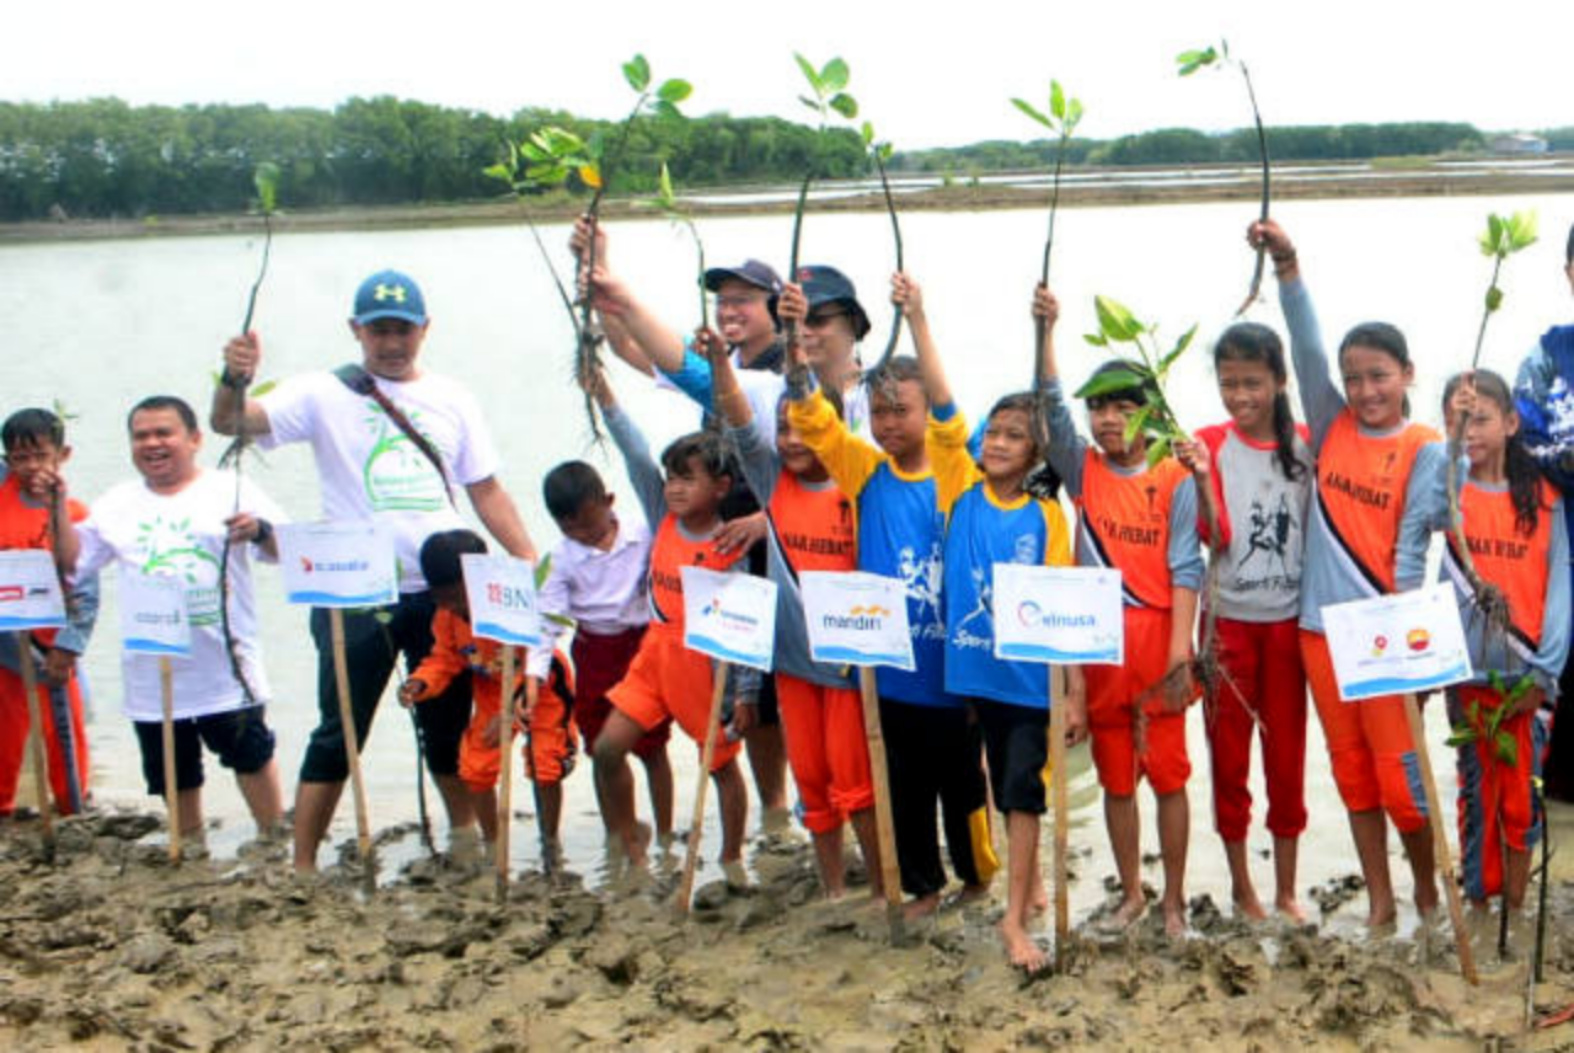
4,1,1566,150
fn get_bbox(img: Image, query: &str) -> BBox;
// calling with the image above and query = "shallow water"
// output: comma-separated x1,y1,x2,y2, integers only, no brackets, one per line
3,191,1572,933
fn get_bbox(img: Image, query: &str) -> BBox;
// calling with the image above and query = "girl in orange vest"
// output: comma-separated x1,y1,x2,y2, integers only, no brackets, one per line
1263,217,1445,928
1400,371,1568,915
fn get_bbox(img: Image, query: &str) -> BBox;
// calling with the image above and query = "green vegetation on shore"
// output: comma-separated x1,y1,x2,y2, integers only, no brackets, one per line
0,96,1564,223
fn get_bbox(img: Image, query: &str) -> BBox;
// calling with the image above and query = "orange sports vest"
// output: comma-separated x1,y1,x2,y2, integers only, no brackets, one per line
647,516,744,636
1316,414,1439,593
767,471,856,576
1075,452,1189,609
1451,480,1556,648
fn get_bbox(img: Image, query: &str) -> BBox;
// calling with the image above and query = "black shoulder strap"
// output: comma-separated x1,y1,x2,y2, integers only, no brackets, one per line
333,364,459,510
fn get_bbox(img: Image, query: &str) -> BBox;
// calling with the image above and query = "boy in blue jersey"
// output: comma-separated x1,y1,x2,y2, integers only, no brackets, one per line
784,275,999,918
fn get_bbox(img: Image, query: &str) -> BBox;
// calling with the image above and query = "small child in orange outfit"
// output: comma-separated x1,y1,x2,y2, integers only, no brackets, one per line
400,529,576,853
0,408,97,817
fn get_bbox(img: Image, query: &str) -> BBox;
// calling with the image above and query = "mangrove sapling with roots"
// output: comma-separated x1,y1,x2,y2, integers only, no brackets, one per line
784,53,859,356
860,119,905,380
1444,211,1539,636
215,161,280,711
1080,295,1228,707
1178,42,1270,317
1012,79,1085,443
651,162,708,329
488,55,692,441
484,146,585,345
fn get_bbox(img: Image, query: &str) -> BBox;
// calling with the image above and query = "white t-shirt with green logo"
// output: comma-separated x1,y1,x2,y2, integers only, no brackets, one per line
75,470,285,721
257,370,500,592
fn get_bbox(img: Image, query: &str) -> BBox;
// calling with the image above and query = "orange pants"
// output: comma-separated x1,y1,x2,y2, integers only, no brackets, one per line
0,666,89,815
459,655,576,795
608,631,740,773
1450,684,1545,901
1301,630,1427,833
1085,606,1192,797
776,674,874,834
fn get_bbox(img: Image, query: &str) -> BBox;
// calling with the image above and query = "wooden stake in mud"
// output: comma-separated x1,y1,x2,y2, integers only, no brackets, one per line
157,656,182,863
1049,667,1071,971
1403,693,1477,985
857,666,906,942
495,644,517,901
15,637,55,859
675,661,730,917
329,608,374,862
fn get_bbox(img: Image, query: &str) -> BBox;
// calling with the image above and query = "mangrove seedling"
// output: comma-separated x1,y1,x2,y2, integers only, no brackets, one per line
488,55,692,440
1444,210,1540,633
485,132,591,344
1178,41,1270,317
784,53,859,353
216,160,281,710
1012,79,1085,439
860,119,905,378
651,162,708,329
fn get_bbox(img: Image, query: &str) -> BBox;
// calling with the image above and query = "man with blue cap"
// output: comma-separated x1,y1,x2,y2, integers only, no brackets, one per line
211,268,538,871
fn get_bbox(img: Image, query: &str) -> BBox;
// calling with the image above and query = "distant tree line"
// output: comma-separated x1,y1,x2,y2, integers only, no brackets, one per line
0,97,1545,223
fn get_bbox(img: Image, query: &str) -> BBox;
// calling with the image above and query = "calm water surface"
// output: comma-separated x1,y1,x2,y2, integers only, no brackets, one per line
3,192,1572,929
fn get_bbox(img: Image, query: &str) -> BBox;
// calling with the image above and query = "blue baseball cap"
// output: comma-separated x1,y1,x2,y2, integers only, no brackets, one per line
353,270,428,326
796,265,871,340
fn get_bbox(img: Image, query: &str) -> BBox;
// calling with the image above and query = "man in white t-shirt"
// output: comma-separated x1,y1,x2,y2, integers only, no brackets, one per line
212,269,538,871
73,396,285,840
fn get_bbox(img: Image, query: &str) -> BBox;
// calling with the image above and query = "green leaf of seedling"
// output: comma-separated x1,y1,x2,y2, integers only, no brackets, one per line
1488,669,1506,695
652,99,684,122
1496,731,1518,767
1508,211,1539,251
520,139,551,163
373,609,394,626
1011,97,1053,129
861,120,875,146
533,552,553,590
483,162,512,183
1074,367,1149,399
1176,46,1218,76
1050,80,1066,121
251,379,277,398
525,162,570,185
1084,332,1109,348
878,142,894,163
253,161,280,214
799,95,822,114
1446,725,1477,748
1506,672,1536,704
1485,286,1504,313
1159,323,1200,373
1123,405,1154,445
829,93,859,120
623,54,652,93
820,57,850,93
1065,98,1085,132
658,162,676,206
794,52,824,96
1094,295,1145,343
1145,436,1173,467
656,78,692,104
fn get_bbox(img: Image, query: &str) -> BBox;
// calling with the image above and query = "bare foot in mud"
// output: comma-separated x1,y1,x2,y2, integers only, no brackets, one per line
1275,894,1308,925
904,892,941,921
1414,881,1440,919
1162,902,1188,938
1001,918,1049,974
1365,903,1398,930
1101,894,1147,932
1233,886,1269,922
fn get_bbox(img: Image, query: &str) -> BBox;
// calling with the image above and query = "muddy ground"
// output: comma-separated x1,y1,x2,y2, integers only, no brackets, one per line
1,810,1573,1051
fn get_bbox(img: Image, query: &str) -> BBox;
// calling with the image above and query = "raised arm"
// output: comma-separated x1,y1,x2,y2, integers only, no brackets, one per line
586,366,666,527
1255,220,1344,449
894,273,953,409
210,333,275,437
572,217,688,377
1032,283,1087,496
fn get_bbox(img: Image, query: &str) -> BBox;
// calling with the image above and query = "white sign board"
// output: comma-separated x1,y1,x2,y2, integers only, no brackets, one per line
0,550,66,631
801,571,915,671
1322,583,1474,701
119,572,193,656
460,553,543,647
992,564,1125,665
276,522,398,608
681,565,778,672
